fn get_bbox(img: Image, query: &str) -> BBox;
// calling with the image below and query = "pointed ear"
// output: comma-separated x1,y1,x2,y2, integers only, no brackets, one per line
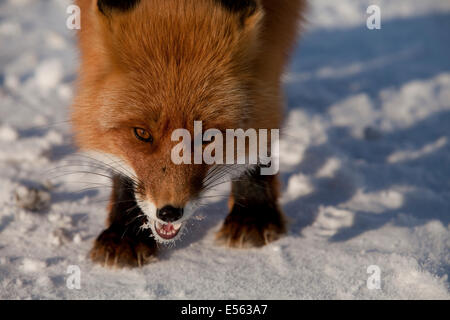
216,0,262,26
97,0,140,16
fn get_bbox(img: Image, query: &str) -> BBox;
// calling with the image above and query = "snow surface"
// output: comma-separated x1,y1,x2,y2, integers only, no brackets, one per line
1,0,449,300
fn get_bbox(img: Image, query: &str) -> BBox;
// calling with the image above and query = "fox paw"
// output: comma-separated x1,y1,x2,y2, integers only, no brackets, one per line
216,205,287,248
90,227,157,268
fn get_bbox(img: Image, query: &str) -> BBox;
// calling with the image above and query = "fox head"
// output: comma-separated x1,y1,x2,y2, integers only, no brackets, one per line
71,0,266,242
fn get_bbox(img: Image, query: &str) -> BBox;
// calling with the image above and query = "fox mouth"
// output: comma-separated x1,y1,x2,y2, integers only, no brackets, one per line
153,221,183,241
136,196,197,243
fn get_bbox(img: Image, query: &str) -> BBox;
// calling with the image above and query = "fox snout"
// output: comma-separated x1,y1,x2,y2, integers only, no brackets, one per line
131,159,207,243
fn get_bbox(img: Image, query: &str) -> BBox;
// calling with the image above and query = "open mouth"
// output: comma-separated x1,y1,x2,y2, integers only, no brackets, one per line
154,221,182,240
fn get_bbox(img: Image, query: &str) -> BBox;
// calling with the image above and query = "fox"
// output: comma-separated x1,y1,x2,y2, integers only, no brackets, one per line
71,0,306,268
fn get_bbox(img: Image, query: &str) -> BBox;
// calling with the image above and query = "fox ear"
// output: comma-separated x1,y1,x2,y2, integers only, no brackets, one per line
97,0,140,16
216,0,262,26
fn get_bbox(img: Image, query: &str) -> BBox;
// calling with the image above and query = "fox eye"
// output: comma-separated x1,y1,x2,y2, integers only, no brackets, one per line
133,127,153,143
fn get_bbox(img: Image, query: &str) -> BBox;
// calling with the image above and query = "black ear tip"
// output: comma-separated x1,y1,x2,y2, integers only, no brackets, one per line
97,0,140,15
216,0,258,16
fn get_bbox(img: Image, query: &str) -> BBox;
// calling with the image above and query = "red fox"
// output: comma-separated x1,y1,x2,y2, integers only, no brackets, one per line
71,0,306,268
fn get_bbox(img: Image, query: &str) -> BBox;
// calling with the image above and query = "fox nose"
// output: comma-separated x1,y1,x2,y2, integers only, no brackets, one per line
157,206,184,223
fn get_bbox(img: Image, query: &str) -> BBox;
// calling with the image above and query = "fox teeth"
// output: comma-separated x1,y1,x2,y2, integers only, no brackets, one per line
156,221,182,231
152,220,184,242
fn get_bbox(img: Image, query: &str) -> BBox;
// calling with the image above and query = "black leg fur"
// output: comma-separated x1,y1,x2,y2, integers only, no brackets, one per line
90,175,157,268
217,167,286,247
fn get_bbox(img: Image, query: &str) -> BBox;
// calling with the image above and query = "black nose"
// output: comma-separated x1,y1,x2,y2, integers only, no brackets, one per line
157,206,184,223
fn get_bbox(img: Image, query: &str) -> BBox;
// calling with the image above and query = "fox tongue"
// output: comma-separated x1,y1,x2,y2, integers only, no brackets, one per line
162,223,174,233
154,221,182,241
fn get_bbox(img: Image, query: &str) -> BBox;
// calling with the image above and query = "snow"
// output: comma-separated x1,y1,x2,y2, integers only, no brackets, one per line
0,125,18,142
0,0,449,300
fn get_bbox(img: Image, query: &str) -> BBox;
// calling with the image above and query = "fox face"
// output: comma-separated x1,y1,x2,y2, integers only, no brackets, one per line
72,0,266,242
